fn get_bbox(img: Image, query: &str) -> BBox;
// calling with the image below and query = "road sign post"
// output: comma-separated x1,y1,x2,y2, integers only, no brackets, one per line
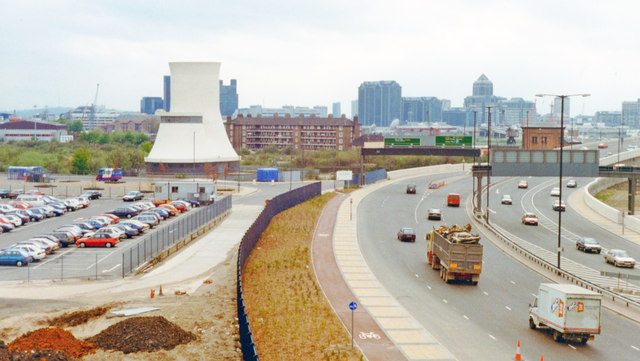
349,301,357,350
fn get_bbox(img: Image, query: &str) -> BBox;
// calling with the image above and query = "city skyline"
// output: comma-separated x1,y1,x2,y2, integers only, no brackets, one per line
2,1,640,117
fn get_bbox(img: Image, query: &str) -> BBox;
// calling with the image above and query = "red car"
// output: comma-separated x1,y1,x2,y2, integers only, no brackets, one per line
76,234,119,248
598,143,608,149
98,214,120,224
9,201,32,209
169,201,188,212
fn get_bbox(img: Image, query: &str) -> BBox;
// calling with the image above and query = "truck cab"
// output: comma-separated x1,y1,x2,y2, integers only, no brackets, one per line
447,193,460,207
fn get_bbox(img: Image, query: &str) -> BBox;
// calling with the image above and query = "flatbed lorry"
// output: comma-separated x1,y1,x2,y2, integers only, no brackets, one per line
529,283,602,343
426,224,483,285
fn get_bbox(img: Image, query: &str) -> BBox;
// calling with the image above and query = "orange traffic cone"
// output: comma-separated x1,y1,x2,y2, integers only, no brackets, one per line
515,339,522,360
150,288,155,299
540,356,543,361
159,285,164,296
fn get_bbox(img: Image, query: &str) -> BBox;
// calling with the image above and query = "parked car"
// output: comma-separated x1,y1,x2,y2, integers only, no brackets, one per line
0,189,12,198
17,240,53,254
29,207,52,218
47,230,77,247
501,195,512,205
406,184,417,194
93,226,126,240
553,200,566,212
27,237,61,252
112,223,139,238
6,190,23,199
178,198,200,207
0,219,14,232
9,201,32,209
89,217,111,228
76,234,119,248
522,212,539,225
41,205,64,217
15,209,41,222
550,187,561,197
98,213,120,224
2,214,22,227
11,244,46,261
55,226,83,240
576,238,602,253
123,191,144,202
132,215,159,228
603,249,636,268
518,180,528,189
82,219,106,230
148,208,169,220
140,211,162,222
169,201,189,212
63,198,81,211
567,180,577,188
134,202,155,210
427,208,442,220
0,249,32,266
397,227,416,242
106,207,140,219
69,222,96,235
120,220,148,232
158,204,179,216
75,196,90,208
6,211,29,224
81,190,102,200
0,204,17,213
47,202,67,214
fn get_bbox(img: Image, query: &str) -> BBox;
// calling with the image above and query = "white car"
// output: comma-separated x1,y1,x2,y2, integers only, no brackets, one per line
2,214,22,227
550,187,560,197
552,200,566,212
501,195,512,205
603,249,636,268
135,202,155,210
0,204,17,213
11,244,46,261
63,198,82,211
75,196,90,208
93,226,126,240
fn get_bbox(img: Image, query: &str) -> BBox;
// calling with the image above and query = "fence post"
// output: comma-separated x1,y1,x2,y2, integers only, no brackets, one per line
60,255,63,281
122,253,125,278
95,254,98,280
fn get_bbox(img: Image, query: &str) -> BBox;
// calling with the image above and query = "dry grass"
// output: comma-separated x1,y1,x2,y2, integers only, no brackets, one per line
242,193,364,361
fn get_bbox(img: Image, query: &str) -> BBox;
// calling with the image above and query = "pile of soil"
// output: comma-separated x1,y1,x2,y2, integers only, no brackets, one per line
0,341,9,361
86,316,196,354
7,328,95,359
10,349,76,361
47,307,110,328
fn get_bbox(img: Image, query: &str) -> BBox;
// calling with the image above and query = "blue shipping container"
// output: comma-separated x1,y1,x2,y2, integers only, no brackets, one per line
257,168,279,182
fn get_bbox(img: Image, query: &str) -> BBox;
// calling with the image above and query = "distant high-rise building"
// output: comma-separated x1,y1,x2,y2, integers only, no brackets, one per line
332,102,341,117
140,97,164,115
351,100,358,118
553,97,570,121
472,74,493,96
220,79,238,117
622,99,640,127
463,74,506,126
163,75,171,111
358,81,402,127
594,111,622,126
503,97,536,126
401,97,443,123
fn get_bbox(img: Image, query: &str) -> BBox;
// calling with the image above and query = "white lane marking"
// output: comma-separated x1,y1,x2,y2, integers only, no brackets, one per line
488,208,496,214
510,280,516,285
531,293,537,298
426,285,432,290
443,299,448,304
102,264,120,273
496,189,500,195
632,345,640,351
415,274,419,278
489,334,496,341
505,306,512,311
568,344,576,350
414,188,434,224
463,315,469,320
483,291,489,296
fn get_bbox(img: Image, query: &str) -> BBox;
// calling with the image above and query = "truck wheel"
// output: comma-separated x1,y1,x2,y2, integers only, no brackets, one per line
471,281,478,286
553,330,563,342
529,317,536,329
580,337,588,344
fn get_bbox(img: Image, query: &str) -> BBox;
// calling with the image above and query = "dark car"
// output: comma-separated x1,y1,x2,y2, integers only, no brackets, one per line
0,189,12,199
406,184,417,194
82,190,102,200
6,211,29,224
0,223,13,233
576,237,602,254
178,198,200,207
112,223,139,238
148,207,170,219
397,227,416,242
123,191,144,202
106,207,140,218
47,231,77,247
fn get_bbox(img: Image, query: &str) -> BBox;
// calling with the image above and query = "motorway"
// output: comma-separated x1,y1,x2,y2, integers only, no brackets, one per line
358,173,640,360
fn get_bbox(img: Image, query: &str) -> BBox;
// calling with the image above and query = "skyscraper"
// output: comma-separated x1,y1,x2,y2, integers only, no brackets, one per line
219,79,238,117
553,97,570,121
332,102,341,117
163,75,171,111
351,100,358,118
140,97,165,115
358,81,402,127
401,97,443,123
464,74,505,126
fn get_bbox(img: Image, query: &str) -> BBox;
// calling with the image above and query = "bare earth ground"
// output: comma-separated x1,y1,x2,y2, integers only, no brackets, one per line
0,252,242,360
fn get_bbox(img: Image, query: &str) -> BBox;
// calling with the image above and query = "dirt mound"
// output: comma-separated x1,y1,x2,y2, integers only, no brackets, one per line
7,328,95,359
86,316,196,354
47,307,110,328
0,341,9,361
10,349,76,361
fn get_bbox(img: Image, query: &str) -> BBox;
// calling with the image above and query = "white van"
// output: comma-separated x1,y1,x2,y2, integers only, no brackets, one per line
16,194,46,206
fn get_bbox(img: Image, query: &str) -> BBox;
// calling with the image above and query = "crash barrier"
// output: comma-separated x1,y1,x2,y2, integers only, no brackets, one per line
387,163,465,180
470,188,640,311
237,182,322,361
349,168,388,186
583,178,640,236
121,195,232,277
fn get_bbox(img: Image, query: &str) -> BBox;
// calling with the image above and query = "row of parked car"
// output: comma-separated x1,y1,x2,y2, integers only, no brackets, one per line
0,192,97,233
0,198,196,267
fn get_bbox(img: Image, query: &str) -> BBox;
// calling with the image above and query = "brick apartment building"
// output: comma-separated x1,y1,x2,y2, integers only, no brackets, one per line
224,114,361,151
521,123,564,150
100,117,159,135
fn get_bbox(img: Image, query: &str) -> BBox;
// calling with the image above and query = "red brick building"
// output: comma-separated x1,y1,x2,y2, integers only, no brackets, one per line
224,114,361,151
521,124,564,150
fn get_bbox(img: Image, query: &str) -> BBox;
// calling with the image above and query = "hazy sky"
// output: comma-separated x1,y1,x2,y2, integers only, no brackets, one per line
2,0,639,116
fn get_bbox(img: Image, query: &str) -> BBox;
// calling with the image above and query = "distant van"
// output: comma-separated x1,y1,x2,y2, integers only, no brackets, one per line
447,193,460,207
16,194,46,206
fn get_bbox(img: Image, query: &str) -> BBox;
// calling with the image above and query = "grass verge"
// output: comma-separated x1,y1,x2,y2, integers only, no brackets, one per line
242,193,364,361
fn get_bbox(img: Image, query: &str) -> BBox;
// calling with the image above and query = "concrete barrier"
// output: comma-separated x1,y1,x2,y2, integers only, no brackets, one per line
387,163,465,180
584,177,640,234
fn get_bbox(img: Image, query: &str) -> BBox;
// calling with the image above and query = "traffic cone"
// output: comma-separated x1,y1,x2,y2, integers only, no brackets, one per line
515,339,522,360
159,285,164,296
150,288,155,299
540,356,543,361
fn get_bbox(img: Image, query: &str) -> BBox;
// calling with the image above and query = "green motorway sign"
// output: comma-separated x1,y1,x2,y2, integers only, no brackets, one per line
384,138,421,146
435,136,472,146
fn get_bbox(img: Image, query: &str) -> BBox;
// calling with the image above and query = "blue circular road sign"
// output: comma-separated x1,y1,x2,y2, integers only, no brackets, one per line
349,301,358,310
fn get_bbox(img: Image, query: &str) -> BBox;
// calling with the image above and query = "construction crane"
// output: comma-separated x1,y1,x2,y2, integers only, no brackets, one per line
89,83,100,130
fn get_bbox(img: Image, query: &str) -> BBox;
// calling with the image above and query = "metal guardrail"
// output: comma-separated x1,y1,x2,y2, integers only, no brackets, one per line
236,182,322,361
469,186,640,310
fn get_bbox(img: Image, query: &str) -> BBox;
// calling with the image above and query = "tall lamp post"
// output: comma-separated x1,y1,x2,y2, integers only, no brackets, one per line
535,93,590,270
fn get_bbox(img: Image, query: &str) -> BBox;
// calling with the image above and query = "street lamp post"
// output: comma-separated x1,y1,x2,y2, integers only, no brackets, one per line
536,93,590,269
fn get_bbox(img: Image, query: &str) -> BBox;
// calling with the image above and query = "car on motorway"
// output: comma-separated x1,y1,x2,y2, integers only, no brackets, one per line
11,244,46,261
427,208,442,220
518,180,528,189
397,227,416,242
123,191,144,202
603,249,636,268
106,207,140,219
550,187,560,197
576,238,602,253
501,195,512,205
132,214,159,228
522,212,539,225
76,234,119,248
567,180,577,188
81,190,102,200
0,249,32,267
447,193,461,207
627,145,638,151
597,143,608,149
112,223,139,238
552,200,566,212
406,184,417,194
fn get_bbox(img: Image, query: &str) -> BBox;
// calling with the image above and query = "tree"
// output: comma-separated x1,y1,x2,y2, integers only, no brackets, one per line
71,148,91,174
139,141,153,154
68,120,84,132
